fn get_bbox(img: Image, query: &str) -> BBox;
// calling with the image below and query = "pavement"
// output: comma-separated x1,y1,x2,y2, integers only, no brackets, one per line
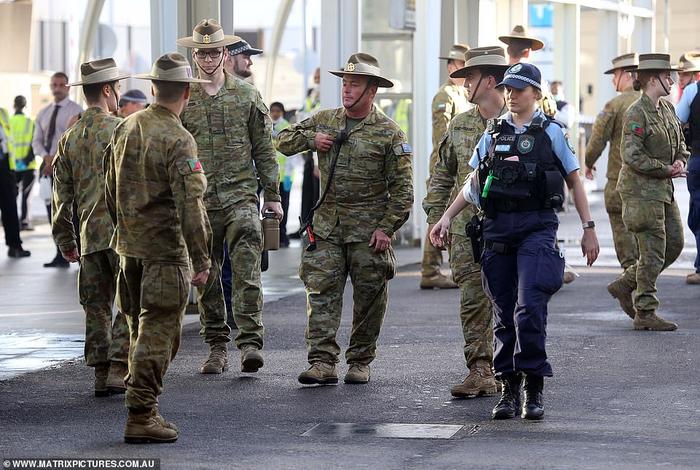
1,182,700,469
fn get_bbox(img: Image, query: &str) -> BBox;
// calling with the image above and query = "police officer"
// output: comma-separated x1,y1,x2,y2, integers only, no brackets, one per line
105,52,212,443
8,96,37,231
585,53,641,316
424,46,509,398
0,113,30,258
432,63,599,420
51,58,131,397
420,44,470,290
676,52,700,285
277,53,413,386
224,39,263,79
177,19,281,375
614,54,688,331
117,89,148,117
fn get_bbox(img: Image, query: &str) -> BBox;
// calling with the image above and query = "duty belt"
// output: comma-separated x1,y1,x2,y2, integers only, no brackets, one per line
484,240,516,255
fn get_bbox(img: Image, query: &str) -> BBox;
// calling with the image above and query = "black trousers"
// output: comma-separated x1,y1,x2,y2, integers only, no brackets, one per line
15,169,35,224
300,152,319,222
0,156,22,248
279,182,290,244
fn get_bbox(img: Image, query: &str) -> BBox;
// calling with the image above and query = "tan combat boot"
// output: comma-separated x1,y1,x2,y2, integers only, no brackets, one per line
106,361,128,394
94,364,109,397
450,359,498,398
124,409,178,444
298,362,338,385
200,343,228,374
686,272,700,285
607,277,636,319
240,345,264,373
344,364,370,384
633,311,678,331
420,273,458,289
152,407,178,432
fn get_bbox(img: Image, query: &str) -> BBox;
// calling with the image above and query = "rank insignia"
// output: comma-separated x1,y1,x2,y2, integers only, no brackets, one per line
187,159,203,173
203,34,211,44
346,62,355,72
516,135,535,154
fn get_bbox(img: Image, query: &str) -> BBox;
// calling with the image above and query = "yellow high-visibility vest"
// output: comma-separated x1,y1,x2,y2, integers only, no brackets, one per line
8,113,36,171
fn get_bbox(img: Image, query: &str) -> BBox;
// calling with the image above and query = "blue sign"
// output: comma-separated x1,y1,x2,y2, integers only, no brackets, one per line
529,4,553,27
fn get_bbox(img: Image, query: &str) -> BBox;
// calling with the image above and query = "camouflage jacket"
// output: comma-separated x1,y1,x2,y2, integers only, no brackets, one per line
277,105,414,242
585,87,640,180
617,93,689,203
430,82,470,172
105,104,212,271
51,107,120,255
181,72,280,210
424,106,485,235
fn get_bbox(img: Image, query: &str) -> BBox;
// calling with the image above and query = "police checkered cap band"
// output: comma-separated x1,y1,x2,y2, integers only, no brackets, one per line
502,73,541,89
228,44,249,55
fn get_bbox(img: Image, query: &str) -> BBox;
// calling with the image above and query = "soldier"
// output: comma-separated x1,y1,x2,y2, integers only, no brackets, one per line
420,44,469,290
614,54,688,331
585,53,641,317
224,39,263,79
177,19,281,375
277,53,413,385
105,52,212,443
424,46,509,399
51,58,130,397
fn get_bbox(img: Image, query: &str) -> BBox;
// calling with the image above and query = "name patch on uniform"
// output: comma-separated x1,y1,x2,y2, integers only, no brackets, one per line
630,122,644,136
516,135,535,154
393,143,412,155
187,159,203,173
495,144,512,152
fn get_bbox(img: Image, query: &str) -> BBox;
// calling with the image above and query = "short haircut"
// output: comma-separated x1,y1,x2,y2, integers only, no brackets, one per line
82,82,115,104
14,95,27,110
507,40,531,60
480,66,506,84
51,72,69,83
152,80,188,104
270,101,285,113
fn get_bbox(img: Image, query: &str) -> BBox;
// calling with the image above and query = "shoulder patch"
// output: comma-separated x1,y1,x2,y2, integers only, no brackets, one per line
187,159,204,173
393,143,412,155
436,103,447,111
564,133,576,154
630,122,644,136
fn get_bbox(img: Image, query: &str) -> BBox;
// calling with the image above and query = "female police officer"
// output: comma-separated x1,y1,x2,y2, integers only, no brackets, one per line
431,63,599,420
611,53,688,331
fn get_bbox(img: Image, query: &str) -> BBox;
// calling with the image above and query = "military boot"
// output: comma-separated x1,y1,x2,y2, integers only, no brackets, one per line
298,362,338,385
106,361,128,394
633,311,678,331
607,277,636,319
492,373,522,420
521,374,545,420
152,407,178,432
344,364,370,384
124,409,178,444
94,364,109,397
450,359,498,398
420,273,458,289
240,345,264,373
200,343,228,374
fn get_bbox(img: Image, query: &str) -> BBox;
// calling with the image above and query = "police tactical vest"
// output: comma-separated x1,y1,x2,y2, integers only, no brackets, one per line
478,115,565,216
689,82,700,155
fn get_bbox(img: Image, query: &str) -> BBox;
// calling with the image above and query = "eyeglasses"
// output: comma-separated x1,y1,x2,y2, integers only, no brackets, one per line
195,49,223,60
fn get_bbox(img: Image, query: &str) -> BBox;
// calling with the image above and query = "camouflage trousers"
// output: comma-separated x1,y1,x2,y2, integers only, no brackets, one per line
78,249,129,368
198,202,264,349
117,257,189,412
605,180,639,269
299,226,396,365
448,234,493,368
620,198,684,313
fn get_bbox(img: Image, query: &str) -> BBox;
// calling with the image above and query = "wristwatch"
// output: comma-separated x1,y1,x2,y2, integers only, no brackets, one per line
582,221,595,230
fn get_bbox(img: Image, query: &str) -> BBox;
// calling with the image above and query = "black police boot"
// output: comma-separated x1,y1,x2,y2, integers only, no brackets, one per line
492,373,522,420
522,374,545,420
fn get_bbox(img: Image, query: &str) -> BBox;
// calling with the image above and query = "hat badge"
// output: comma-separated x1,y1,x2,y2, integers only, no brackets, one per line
346,62,355,72
203,34,211,44
510,64,522,73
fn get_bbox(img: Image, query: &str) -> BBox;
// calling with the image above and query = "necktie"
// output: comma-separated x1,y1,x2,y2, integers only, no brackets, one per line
45,104,61,152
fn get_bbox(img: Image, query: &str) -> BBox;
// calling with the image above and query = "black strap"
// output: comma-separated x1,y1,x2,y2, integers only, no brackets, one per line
484,239,515,255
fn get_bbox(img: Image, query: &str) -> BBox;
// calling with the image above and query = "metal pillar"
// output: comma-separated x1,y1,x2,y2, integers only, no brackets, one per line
319,0,360,109
264,0,295,102
74,0,106,102
553,2,580,148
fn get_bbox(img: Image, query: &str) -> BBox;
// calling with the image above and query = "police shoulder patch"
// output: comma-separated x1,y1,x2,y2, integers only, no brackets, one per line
187,158,203,173
564,133,576,154
393,143,412,155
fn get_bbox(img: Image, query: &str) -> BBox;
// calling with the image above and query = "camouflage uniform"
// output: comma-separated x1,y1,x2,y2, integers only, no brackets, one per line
422,83,470,279
105,104,211,411
181,72,279,349
51,107,129,370
617,94,688,314
585,87,640,269
277,105,413,365
423,106,492,367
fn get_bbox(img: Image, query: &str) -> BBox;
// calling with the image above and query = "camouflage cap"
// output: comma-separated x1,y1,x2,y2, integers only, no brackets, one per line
68,58,130,86
439,43,470,61
677,51,700,73
134,53,210,83
637,53,682,72
498,25,545,51
450,46,509,78
176,18,241,49
604,53,639,74
328,53,394,88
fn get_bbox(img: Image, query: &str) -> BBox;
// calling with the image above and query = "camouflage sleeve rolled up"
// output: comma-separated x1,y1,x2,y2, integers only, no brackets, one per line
424,133,457,224
249,94,281,202
168,136,212,273
103,141,117,226
377,130,414,236
585,102,616,169
51,135,77,252
622,109,671,179
276,114,320,156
